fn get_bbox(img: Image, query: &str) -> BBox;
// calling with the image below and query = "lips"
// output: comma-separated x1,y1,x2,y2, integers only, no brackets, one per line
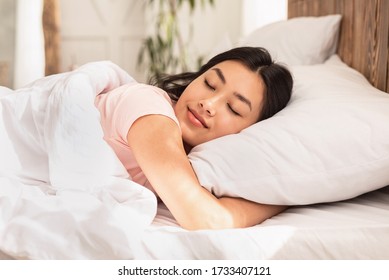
187,107,208,128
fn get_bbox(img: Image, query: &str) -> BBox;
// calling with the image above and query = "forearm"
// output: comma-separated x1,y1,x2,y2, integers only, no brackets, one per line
160,191,287,230
151,164,286,230
217,197,287,229
155,181,235,230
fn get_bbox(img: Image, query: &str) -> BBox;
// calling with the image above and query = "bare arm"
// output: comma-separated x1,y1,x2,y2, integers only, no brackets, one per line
128,115,286,230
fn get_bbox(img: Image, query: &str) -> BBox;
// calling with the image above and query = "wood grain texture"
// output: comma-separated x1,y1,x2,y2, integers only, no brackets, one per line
288,0,389,93
42,0,61,75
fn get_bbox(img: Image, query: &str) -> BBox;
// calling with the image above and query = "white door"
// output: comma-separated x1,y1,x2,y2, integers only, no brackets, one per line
59,0,146,81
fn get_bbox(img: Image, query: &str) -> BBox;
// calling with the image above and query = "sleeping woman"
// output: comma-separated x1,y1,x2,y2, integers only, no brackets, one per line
95,47,293,230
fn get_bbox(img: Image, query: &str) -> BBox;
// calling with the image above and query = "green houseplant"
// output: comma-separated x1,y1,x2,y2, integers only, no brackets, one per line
138,0,214,80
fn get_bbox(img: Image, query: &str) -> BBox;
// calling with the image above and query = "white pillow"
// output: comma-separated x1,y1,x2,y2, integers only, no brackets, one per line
189,55,389,205
238,15,342,65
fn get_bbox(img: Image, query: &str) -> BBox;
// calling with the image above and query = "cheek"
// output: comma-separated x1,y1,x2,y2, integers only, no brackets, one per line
174,96,189,119
180,83,198,100
215,116,256,137
214,116,241,136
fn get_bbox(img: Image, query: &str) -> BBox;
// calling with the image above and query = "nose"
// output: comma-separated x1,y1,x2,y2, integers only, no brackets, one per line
199,98,216,116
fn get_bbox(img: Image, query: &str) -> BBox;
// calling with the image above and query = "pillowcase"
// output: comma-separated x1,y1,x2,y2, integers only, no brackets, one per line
188,55,389,205
238,15,342,66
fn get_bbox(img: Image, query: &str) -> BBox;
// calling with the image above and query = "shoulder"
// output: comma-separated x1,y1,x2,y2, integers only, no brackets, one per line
107,82,174,106
96,82,175,116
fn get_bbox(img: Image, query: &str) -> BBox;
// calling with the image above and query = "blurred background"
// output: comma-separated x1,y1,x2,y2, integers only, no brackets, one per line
0,0,287,89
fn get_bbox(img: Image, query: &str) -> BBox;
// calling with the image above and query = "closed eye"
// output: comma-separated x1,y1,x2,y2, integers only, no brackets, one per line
228,104,240,116
204,79,215,91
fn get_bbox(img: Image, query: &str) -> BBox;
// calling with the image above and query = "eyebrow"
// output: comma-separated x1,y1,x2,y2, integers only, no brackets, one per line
212,68,226,84
211,67,252,112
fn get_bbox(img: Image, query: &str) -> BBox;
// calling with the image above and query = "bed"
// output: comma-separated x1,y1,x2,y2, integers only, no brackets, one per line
1,0,389,260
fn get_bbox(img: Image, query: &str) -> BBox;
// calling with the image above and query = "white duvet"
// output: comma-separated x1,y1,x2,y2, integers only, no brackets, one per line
0,62,158,259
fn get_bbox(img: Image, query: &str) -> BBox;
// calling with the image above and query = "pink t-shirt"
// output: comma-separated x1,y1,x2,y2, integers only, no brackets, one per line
95,82,179,191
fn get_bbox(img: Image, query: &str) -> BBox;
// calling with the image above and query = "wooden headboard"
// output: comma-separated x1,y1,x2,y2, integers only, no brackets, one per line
288,0,389,93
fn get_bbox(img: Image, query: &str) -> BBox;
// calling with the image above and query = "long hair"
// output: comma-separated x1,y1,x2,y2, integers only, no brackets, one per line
151,47,293,121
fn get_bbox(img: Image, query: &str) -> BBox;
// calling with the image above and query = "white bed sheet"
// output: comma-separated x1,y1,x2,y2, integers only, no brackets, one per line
133,186,389,259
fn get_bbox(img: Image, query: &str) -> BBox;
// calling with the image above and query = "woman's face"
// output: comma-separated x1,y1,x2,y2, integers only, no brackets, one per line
174,60,265,148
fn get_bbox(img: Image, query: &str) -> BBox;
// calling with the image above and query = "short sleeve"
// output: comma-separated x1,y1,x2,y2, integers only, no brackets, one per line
95,83,179,144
